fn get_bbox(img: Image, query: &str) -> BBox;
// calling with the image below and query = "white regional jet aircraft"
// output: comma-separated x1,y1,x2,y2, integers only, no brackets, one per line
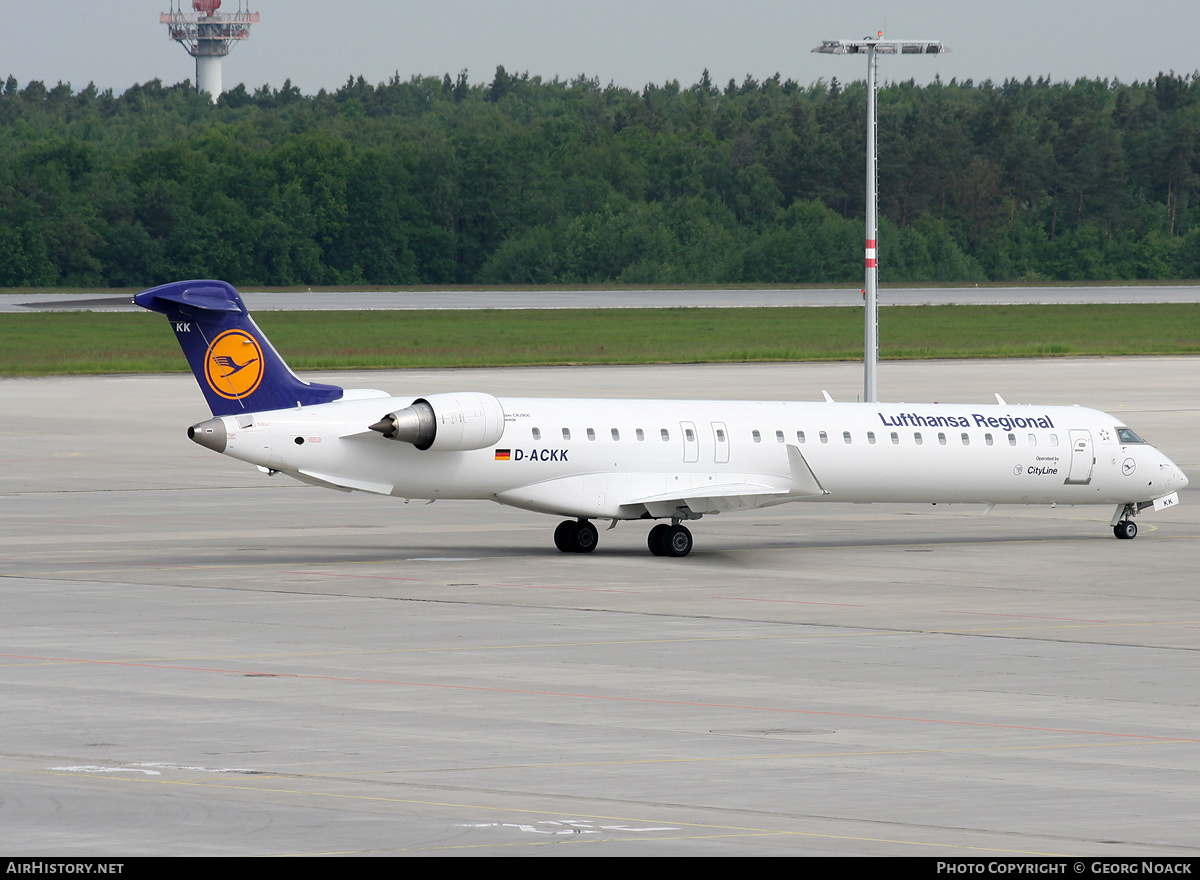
135,280,1187,557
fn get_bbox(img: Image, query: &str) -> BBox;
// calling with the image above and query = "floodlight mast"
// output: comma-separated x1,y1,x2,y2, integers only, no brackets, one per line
812,37,948,403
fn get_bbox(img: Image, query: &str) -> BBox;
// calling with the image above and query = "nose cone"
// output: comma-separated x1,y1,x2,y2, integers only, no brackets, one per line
188,417,227,453
1160,453,1189,491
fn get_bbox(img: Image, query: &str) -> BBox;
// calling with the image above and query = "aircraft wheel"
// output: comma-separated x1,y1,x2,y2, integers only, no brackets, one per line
664,525,693,558
554,520,574,552
647,523,671,556
572,520,598,554
1114,520,1138,540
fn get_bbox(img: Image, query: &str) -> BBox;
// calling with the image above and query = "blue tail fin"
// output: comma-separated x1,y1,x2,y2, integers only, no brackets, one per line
135,280,343,416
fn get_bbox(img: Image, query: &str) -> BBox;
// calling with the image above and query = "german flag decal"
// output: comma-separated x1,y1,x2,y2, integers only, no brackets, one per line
494,449,511,461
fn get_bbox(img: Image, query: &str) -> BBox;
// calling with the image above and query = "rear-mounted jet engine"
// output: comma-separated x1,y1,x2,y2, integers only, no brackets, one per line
370,392,505,452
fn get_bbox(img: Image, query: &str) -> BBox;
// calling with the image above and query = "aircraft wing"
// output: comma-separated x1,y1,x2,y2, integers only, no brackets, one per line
629,479,791,505
497,446,827,519
627,477,792,516
628,447,827,515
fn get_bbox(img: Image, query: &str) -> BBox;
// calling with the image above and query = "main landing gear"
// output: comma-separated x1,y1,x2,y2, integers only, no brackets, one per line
647,523,693,557
552,519,694,557
554,519,598,553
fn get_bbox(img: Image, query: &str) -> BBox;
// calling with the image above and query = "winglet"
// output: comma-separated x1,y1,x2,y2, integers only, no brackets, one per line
822,390,835,403
995,393,1007,405
786,445,829,497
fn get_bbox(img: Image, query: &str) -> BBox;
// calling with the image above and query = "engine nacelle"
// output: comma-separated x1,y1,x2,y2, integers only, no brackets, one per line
370,392,506,452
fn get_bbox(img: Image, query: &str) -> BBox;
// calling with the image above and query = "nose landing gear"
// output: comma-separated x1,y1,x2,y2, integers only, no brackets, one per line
1113,519,1138,540
1112,503,1139,539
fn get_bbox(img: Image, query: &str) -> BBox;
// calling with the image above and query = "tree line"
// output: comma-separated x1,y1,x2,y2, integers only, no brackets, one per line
1,67,1198,288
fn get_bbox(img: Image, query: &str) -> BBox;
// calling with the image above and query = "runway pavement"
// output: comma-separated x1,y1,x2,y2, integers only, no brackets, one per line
1,359,1197,856
4,284,1200,312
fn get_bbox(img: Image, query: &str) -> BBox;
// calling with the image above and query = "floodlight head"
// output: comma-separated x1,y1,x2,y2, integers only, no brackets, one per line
812,39,949,55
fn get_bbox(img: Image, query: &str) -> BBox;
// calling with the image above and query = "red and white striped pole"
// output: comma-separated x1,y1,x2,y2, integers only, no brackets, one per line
864,44,879,403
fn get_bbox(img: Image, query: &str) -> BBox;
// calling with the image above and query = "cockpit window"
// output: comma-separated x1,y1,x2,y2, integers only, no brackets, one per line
1116,427,1146,444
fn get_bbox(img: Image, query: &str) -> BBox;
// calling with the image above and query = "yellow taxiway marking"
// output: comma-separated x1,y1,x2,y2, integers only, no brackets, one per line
4,764,1084,857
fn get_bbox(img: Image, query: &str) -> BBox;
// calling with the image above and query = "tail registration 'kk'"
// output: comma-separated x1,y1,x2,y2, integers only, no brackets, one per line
134,280,342,416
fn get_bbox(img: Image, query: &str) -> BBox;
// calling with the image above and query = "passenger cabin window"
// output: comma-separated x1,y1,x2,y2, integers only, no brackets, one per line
1028,433,1037,446
1008,433,1017,446
776,430,785,444
914,432,923,445
562,428,571,441
660,428,670,442
611,428,620,441
532,427,541,441
843,431,852,444
636,428,645,441
819,431,829,444
938,432,947,445
587,428,596,441
797,431,806,444
716,428,726,442
752,430,762,443
1117,427,1146,444
890,432,899,445
961,433,970,446
985,433,994,446
684,428,695,442
867,431,876,444
1050,434,1059,447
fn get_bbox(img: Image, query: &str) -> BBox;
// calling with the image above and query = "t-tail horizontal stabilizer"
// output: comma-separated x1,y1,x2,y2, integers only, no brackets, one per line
134,280,342,417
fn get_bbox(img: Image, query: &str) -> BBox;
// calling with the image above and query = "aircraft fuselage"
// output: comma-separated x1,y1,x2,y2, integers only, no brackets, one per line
200,395,1187,520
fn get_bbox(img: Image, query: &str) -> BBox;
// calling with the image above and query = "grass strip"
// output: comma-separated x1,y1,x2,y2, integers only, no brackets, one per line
1,304,1197,377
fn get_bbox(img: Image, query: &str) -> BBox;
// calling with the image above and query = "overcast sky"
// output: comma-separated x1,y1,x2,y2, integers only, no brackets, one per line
4,1,1199,96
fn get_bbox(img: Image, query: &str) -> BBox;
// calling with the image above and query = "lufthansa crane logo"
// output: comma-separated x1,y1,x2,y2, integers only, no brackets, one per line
204,329,264,400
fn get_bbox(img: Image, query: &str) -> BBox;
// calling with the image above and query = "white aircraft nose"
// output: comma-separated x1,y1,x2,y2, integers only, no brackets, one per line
1162,457,1189,491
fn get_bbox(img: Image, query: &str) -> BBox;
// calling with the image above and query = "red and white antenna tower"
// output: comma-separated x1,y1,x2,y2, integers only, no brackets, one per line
161,1,260,102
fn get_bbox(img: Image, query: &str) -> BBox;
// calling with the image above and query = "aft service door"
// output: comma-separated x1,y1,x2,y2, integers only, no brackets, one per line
1065,429,1094,485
